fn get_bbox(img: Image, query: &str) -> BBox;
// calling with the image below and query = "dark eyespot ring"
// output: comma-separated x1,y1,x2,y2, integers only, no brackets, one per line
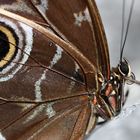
0,22,18,70
0,16,33,82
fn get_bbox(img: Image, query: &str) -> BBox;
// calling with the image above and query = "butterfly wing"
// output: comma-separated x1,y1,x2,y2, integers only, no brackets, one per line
0,0,44,23
0,0,110,88
0,11,87,102
1,96,92,140
30,0,110,80
0,9,96,140
0,0,110,139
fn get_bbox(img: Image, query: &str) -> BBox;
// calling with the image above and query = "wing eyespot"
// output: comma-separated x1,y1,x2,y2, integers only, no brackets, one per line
0,22,18,70
0,17,33,82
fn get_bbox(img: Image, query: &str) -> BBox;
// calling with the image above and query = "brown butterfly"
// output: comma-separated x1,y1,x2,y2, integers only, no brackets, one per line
0,0,137,140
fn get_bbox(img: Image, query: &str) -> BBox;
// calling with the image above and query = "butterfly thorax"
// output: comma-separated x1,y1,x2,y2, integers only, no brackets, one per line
93,59,133,120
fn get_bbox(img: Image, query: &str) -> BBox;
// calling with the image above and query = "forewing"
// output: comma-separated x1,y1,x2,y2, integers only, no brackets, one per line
0,8,95,140
30,0,110,79
0,13,87,102
0,0,110,83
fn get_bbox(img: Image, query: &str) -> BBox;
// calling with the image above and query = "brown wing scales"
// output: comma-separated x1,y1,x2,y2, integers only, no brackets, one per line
0,0,110,139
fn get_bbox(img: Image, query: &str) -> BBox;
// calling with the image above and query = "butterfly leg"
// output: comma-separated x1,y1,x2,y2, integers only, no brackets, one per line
122,89,129,106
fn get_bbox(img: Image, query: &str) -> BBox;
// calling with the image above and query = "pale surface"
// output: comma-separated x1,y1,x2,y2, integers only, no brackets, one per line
88,103,140,140
87,0,140,140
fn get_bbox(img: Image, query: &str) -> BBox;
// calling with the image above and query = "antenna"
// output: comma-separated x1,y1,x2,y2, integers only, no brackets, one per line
120,0,135,62
120,0,125,54
118,0,140,85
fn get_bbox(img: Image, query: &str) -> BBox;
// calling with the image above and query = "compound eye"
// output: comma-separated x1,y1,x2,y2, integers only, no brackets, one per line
119,62,129,75
118,58,131,77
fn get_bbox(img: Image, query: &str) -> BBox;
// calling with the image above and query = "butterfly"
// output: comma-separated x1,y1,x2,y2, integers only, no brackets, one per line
0,0,137,140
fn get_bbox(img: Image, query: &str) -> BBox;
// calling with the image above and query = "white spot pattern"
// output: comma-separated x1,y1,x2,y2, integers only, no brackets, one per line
74,7,92,27
34,44,63,102
34,70,47,102
67,62,80,94
25,45,63,123
49,44,63,68
0,19,33,82
34,0,49,14
23,104,45,124
46,102,56,118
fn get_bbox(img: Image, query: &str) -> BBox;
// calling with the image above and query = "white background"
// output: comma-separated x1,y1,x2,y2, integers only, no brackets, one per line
87,0,140,140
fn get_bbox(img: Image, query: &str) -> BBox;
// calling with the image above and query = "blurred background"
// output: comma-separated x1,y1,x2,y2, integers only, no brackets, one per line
87,0,140,139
